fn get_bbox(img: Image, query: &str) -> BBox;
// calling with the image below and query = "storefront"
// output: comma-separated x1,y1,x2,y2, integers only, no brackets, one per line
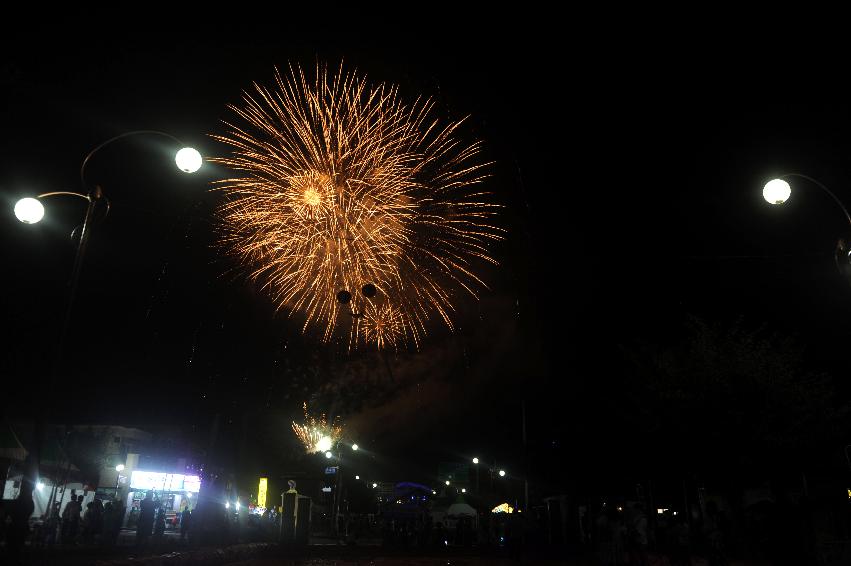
124,470,201,529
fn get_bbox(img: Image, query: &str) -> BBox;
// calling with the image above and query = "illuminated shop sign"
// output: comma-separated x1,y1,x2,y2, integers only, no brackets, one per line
129,471,201,493
258,478,268,508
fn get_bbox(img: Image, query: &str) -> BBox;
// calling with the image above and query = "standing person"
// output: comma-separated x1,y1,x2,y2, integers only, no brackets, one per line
153,506,166,541
42,502,61,545
136,491,156,546
668,513,691,566
111,499,126,545
180,506,191,541
91,499,104,544
81,501,95,544
62,495,82,544
596,505,625,565
102,501,115,546
627,503,650,566
703,501,728,566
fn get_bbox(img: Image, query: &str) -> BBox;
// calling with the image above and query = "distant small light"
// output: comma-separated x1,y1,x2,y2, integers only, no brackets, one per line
175,147,202,173
325,451,333,459
226,502,230,509
351,444,358,451
498,470,506,477
462,488,466,493
445,480,450,486
115,464,125,472
372,483,377,488
36,482,45,491
472,457,479,464
355,475,360,480
432,490,436,495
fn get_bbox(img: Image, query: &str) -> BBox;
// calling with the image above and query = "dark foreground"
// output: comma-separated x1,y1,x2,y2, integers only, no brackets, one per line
4,541,774,566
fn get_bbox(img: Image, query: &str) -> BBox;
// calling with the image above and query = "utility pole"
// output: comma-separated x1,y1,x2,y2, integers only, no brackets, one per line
522,399,529,512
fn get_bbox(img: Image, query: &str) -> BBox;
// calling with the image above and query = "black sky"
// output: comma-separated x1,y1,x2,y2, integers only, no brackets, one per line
3,22,851,486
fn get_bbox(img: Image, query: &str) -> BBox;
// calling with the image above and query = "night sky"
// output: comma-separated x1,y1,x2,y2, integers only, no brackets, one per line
3,24,851,493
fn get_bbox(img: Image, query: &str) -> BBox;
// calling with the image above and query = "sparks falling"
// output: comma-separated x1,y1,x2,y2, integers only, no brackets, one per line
292,402,343,454
212,64,502,348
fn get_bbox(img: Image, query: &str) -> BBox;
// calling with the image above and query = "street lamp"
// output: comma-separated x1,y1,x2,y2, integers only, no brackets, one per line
175,147,203,173
763,178,792,205
9,130,202,536
761,173,851,280
328,437,359,538
472,457,480,493
14,198,44,224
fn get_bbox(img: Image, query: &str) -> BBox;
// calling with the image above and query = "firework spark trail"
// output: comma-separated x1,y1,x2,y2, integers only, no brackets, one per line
212,63,502,349
292,402,343,454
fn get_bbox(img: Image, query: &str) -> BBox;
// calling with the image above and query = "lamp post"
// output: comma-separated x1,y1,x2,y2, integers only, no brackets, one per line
762,174,851,280
10,130,201,541
331,441,359,538
115,464,125,499
764,174,851,500
472,457,480,494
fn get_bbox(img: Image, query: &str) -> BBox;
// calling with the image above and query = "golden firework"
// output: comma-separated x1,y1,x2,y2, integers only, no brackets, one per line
212,63,502,348
292,402,343,454
360,302,405,351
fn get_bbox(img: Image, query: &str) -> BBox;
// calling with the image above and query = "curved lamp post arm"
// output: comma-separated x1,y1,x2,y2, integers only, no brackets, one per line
80,130,185,187
781,173,851,228
36,191,91,201
35,190,111,221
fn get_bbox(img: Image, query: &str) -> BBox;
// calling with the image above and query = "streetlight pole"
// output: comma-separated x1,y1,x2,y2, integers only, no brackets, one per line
10,131,202,546
334,443,343,538
763,174,851,280
473,458,480,494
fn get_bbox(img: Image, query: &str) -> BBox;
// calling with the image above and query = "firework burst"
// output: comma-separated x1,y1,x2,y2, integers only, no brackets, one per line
212,63,502,348
292,402,343,454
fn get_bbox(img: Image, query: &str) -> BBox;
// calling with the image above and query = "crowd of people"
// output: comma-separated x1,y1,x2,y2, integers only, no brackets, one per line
593,502,729,566
132,491,191,546
33,490,126,546
27,489,194,549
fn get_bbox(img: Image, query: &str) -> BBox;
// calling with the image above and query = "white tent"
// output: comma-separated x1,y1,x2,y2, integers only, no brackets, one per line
447,501,477,517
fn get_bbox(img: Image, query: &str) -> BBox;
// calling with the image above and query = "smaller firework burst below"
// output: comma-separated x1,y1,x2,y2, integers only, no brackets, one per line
292,402,343,454
359,302,405,350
